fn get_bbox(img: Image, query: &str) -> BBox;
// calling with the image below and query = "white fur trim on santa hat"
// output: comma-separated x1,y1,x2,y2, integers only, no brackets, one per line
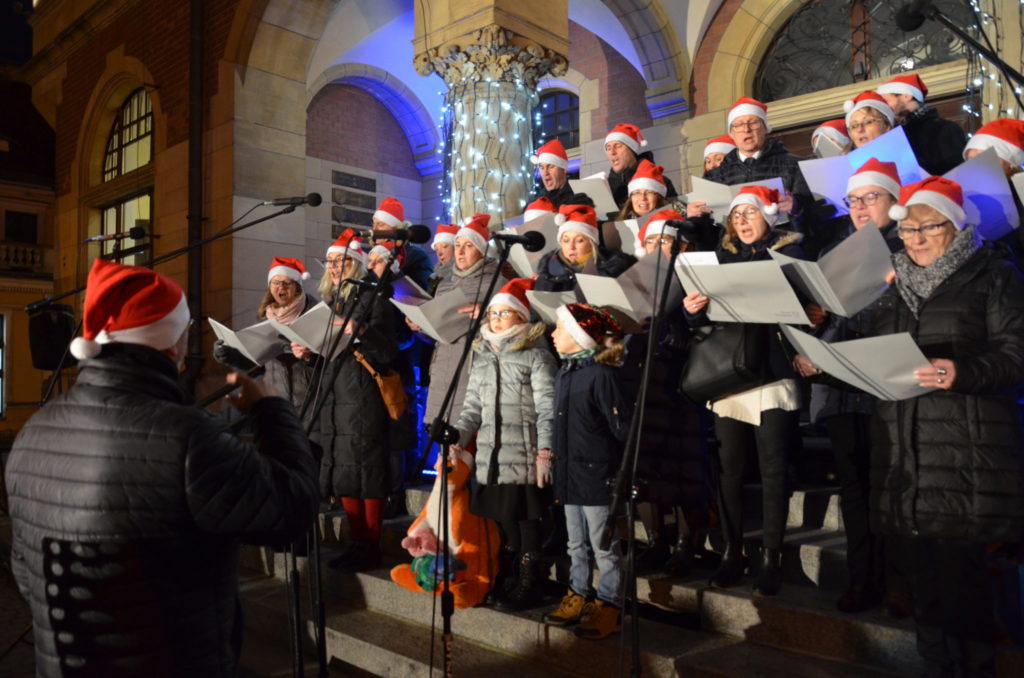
727,104,771,133
556,220,599,245
456,225,489,255
964,134,1024,168
373,209,402,228
704,141,735,158
847,171,901,199
877,80,925,102
326,245,367,265
523,209,549,223
730,193,780,226
555,305,597,350
432,232,456,247
85,293,191,357
604,132,646,155
627,176,667,197
643,219,678,241
893,191,967,229
488,292,529,320
530,152,568,170
267,265,310,283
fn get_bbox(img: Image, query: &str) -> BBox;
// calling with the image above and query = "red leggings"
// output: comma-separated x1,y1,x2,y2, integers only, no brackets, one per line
340,497,383,541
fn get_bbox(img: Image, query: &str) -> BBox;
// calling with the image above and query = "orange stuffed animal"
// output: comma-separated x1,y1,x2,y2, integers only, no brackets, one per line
390,448,500,608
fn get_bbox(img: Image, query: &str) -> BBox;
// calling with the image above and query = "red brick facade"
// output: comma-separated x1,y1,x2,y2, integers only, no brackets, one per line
689,0,743,115
567,21,652,139
305,84,420,182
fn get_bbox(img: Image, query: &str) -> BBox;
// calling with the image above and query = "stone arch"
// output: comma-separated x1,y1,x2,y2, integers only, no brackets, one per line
309,63,441,177
600,0,689,119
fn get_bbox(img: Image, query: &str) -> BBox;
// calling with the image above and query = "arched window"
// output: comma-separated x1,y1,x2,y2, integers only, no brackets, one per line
755,0,973,102
533,90,580,151
99,88,152,265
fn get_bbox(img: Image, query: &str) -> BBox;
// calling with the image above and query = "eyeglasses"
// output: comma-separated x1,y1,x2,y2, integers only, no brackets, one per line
729,120,764,131
269,280,298,288
729,207,761,222
632,190,661,200
848,117,885,132
488,310,518,319
897,220,951,239
843,191,885,208
324,257,348,268
645,235,675,245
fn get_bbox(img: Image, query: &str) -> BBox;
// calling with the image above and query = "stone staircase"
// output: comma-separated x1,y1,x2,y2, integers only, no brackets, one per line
238,451,1024,677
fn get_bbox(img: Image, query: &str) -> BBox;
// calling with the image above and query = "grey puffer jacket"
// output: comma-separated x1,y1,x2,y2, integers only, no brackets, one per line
456,322,557,486
5,343,319,678
870,244,1024,543
423,257,508,424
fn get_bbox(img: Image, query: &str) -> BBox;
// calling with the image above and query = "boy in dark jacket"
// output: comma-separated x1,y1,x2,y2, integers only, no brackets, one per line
541,303,631,640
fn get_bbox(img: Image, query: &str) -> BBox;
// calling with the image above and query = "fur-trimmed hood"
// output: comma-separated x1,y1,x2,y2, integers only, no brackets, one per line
472,321,547,354
720,227,803,256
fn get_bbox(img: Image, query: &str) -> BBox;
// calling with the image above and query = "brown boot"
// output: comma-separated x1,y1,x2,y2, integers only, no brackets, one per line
542,589,587,627
574,599,621,640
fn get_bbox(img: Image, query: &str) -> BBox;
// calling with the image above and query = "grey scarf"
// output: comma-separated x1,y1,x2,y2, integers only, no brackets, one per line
892,225,980,317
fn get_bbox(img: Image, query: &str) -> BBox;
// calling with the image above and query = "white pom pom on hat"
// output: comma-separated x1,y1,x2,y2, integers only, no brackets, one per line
763,203,779,216
843,99,855,114
554,213,567,226
889,204,909,221
70,336,101,360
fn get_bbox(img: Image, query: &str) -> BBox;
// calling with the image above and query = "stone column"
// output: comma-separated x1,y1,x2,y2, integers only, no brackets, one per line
415,24,567,225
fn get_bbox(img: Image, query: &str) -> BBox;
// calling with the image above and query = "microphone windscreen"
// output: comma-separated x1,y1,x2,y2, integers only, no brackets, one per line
306,192,323,207
406,224,433,244
522,230,546,252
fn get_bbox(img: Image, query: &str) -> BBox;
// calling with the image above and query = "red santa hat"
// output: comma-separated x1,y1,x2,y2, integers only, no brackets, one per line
432,223,460,250
627,159,667,197
727,97,771,133
889,176,967,229
70,258,190,360
963,118,1024,168
530,139,569,170
604,123,647,155
373,197,406,228
368,240,402,273
488,277,535,319
554,204,599,244
844,90,895,129
267,256,310,284
523,196,557,223
812,119,850,151
326,228,367,265
456,213,491,255
729,185,782,226
846,157,902,199
555,303,623,351
876,73,928,103
638,209,685,246
703,135,736,158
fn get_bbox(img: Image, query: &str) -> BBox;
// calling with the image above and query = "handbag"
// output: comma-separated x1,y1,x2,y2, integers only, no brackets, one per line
679,323,769,404
352,350,408,420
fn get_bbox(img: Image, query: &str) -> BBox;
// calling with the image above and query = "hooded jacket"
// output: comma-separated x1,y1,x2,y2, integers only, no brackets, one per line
870,245,1024,542
456,322,558,486
5,343,319,678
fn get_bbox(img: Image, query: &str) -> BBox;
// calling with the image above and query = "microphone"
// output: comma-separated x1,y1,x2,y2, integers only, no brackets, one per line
353,224,432,245
262,193,323,207
895,0,930,31
82,226,148,243
492,230,546,252
342,277,377,288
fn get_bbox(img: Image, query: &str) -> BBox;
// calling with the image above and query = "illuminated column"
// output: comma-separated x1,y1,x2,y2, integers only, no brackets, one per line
414,6,568,224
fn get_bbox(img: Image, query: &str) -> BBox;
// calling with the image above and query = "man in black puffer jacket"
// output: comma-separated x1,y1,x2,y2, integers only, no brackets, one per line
5,259,319,678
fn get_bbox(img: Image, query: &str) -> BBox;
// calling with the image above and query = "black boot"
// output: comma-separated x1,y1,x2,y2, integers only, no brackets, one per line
330,539,381,572
664,534,696,578
495,552,545,611
485,545,518,606
752,547,782,596
708,543,746,588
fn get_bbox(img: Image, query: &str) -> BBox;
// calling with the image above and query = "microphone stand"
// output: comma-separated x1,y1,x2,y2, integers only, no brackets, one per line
27,204,300,405
599,234,685,678
422,241,512,678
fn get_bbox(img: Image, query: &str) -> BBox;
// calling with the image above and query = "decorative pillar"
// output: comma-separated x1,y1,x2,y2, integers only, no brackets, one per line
414,2,568,225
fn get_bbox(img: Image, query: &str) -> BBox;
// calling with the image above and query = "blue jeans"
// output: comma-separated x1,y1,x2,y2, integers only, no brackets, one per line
564,504,622,607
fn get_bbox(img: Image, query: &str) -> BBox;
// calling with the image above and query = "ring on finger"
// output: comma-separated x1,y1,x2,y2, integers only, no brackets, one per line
937,368,947,375
937,377,944,384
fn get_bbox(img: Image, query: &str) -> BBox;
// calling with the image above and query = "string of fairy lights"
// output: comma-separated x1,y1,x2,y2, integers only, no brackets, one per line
961,0,1024,129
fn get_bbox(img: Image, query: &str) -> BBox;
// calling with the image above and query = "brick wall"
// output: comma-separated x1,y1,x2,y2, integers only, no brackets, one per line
690,0,743,116
567,21,652,139
305,84,420,182
53,0,240,195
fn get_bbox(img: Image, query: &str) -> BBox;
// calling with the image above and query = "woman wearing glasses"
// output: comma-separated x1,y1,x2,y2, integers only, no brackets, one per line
792,159,908,616
866,176,1024,675
843,91,895,151
683,185,804,597
453,278,557,610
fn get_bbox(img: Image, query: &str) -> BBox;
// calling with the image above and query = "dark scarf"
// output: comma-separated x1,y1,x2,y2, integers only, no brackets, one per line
892,225,980,318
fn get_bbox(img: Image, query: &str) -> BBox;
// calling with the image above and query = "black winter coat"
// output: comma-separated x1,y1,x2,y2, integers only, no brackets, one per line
552,357,632,506
704,139,813,216
870,245,1024,543
5,343,319,678
544,181,576,207
533,247,637,294
319,276,398,499
900,105,968,176
608,150,679,208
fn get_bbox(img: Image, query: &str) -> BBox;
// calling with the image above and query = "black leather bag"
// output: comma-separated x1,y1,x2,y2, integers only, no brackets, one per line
679,323,769,404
